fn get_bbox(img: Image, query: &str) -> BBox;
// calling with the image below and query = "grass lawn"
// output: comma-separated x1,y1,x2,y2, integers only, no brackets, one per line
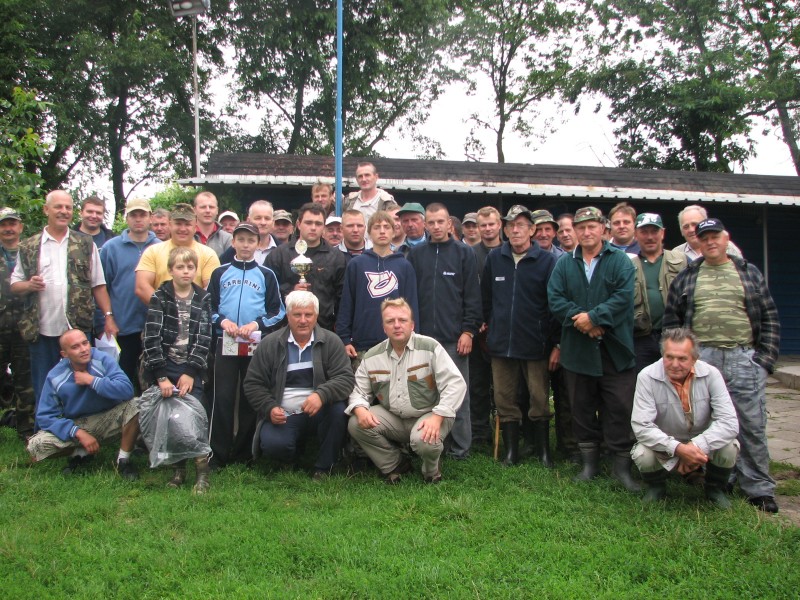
1,428,798,599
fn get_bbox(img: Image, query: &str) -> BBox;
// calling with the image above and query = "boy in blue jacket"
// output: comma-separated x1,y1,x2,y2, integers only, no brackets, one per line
207,222,286,468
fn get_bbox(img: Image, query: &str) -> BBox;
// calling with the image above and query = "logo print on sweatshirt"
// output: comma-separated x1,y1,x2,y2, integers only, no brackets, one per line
365,271,399,299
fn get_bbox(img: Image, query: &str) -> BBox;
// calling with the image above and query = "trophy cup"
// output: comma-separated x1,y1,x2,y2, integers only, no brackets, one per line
290,239,313,285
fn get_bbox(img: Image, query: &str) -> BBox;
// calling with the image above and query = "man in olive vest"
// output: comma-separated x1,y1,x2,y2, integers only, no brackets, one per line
10,190,117,406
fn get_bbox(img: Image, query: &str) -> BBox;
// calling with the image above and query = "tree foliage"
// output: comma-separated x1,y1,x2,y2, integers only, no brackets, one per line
226,0,457,157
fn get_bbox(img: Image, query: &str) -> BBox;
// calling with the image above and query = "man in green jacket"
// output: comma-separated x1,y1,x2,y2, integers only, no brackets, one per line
547,206,640,492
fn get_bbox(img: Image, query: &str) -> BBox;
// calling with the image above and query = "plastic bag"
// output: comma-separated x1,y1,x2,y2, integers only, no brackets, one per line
137,385,211,468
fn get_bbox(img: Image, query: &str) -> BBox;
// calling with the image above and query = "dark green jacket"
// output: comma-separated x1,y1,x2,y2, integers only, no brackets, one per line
547,242,635,376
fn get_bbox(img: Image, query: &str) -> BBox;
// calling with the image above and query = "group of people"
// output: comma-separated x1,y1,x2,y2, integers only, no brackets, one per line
0,161,781,512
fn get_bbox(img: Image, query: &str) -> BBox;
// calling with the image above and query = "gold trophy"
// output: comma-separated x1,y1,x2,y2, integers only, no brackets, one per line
290,239,313,285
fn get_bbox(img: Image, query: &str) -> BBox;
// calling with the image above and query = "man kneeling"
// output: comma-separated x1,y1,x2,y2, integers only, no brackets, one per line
243,291,355,479
631,328,739,507
27,329,140,479
347,298,466,484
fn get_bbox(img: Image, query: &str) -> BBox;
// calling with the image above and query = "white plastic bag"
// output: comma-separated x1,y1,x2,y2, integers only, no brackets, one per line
137,386,211,468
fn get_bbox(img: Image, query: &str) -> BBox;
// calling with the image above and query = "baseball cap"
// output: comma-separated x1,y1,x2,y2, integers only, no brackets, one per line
502,205,533,222
273,209,293,223
170,203,196,222
0,207,22,222
635,213,664,229
695,218,725,237
325,215,342,226
219,210,239,222
397,202,425,216
232,222,259,237
462,212,478,225
573,206,604,224
124,197,152,217
530,209,558,229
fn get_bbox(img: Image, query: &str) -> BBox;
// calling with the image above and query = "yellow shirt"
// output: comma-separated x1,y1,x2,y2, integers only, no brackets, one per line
135,240,220,289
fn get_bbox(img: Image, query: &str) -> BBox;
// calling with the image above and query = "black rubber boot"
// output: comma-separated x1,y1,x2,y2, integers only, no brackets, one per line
193,456,211,495
533,420,554,469
640,469,668,503
573,442,600,482
611,452,642,493
705,463,733,509
500,421,520,466
520,417,535,459
167,459,187,488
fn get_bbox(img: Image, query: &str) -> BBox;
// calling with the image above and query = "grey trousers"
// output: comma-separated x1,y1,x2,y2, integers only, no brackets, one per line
632,440,740,473
347,405,454,478
441,342,471,459
700,345,776,498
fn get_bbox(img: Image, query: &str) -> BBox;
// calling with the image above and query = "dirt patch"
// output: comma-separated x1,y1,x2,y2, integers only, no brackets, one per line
774,469,800,481
775,495,800,527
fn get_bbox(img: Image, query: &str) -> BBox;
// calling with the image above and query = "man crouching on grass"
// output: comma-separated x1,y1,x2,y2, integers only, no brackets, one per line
347,298,466,484
26,329,140,479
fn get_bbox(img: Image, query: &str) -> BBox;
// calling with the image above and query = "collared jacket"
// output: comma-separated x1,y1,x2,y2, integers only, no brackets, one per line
195,222,232,257
243,324,355,417
265,239,346,331
663,255,780,373
208,257,286,334
142,281,212,381
343,189,398,213
16,230,96,342
407,237,482,343
631,358,739,457
346,332,466,420
35,348,134,441
547,241,636,376
482,241,559,360
631,249,687,337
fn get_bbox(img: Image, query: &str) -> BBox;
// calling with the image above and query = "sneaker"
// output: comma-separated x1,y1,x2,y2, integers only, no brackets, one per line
748,496,779,514
116,458,139,481
62,454,93,475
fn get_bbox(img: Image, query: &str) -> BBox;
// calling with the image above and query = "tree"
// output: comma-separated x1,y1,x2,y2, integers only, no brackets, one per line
456,0,586,162
226,0,457,156
0,87,49,234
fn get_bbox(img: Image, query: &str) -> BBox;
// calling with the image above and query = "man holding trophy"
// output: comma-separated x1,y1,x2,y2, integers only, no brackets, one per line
266,203,347,331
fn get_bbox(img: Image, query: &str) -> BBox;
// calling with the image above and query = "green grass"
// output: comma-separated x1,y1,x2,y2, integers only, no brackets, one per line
1,428,798,599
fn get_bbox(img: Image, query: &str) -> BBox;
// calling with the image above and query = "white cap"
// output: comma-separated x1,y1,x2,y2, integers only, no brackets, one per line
219,210,239,222
325,215,342,226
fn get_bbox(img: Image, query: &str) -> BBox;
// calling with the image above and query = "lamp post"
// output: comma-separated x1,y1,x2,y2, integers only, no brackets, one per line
168,0,210,178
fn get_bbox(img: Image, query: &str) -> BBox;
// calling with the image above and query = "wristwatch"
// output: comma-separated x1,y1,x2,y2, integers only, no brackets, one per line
158,377,168,383
105,311,114,317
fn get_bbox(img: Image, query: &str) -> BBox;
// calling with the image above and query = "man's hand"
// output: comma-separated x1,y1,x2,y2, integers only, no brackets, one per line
75,429,100,454
675,442,708,474
158,379,174,398
571,312,594,333
293,281,311,292
270,406,287,425
587,326,605,339
344,344,358,358
176,374,194,397
103,315,119,339
354,406,380,429
27,275,46,293
221,319,239,337
302,392,323,417
238,322,259,339
417,414,444,445
457,333,473,356
73,370,94,387
548,347,560,371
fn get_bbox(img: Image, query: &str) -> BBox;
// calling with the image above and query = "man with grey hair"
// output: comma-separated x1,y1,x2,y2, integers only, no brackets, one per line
243,291,354,479
218,200,279,265
631,328,739,507
673,205,742,261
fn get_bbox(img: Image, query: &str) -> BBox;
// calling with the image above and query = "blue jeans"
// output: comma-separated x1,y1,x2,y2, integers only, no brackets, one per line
699,346,775,498
259,401,347,471
442,342,471,459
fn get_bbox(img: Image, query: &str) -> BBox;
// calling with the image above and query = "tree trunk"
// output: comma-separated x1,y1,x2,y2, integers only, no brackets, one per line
775,100,800,176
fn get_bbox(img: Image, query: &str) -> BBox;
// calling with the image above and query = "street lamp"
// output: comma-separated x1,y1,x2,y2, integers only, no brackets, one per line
168,1,210,178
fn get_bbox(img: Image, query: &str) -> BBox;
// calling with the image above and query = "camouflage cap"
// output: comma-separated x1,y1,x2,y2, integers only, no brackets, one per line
170,203,196,222
573,206,604,224
462,212,478,225
273,209,293,223
502,205,533,222
635,213,664,229
0,207,22,222
530,209,558,229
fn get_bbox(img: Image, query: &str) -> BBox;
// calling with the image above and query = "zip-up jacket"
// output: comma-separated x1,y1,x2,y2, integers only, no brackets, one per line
195,222,232,257
407,237,482,343
547,241,636,376
663,255,780,373
336,249,419,351
208,257,286,334
142,281,212,381
482,241,559,360
35,348,134,441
